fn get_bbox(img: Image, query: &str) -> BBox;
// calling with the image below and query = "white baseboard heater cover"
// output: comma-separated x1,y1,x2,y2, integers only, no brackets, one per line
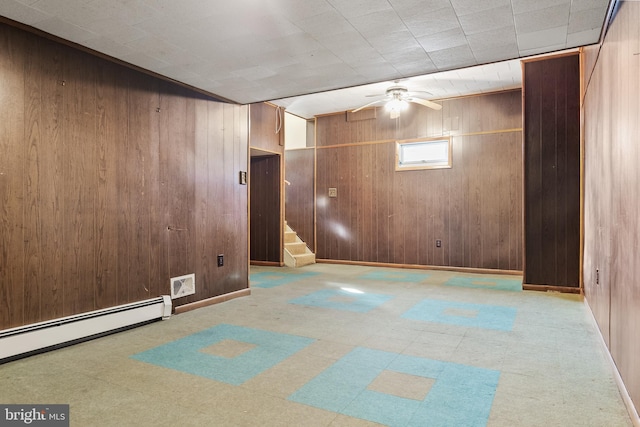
0,296,172,362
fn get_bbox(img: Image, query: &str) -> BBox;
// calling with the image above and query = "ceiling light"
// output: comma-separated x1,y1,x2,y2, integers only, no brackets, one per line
385,98,409,113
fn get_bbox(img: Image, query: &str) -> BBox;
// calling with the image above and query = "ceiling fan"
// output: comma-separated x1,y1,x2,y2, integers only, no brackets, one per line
351,83,442,119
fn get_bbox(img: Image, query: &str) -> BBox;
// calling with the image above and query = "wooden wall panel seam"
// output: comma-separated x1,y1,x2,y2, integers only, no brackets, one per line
0,22,249,330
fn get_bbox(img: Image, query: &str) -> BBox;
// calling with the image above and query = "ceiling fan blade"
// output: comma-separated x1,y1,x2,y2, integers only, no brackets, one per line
408,97,442,110
365,93,386,97
406,90,433,97
351,99,385,113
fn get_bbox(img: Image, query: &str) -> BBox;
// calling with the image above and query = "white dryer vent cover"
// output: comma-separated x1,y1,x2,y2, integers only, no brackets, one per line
170,273,195,299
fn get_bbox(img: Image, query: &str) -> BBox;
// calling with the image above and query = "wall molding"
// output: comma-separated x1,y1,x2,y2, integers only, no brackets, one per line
317,259,522,276
584,298,640,427
174,289,251,315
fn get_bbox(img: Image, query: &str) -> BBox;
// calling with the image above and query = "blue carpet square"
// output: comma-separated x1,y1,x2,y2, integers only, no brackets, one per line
288,289,393,313
251,271,319,288
402,299,517,331
288,347,499,427
131,324,314,385
360,270,431,283
444,276,522,292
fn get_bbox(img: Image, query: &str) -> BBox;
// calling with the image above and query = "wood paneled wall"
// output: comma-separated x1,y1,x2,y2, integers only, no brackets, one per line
285,148,315,250
250,155,281,262
0,23,249,330
249,103,284,264
583,0,640,415
250,103,284,154
523,55,581,288
314,91,523,271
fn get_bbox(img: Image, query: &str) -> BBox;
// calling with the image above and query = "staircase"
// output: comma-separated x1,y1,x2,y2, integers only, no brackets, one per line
284,223,316,268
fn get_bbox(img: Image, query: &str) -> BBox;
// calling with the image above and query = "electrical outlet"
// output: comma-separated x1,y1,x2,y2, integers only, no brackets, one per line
217,254,224,267
596,268,599,285
436,239,442,248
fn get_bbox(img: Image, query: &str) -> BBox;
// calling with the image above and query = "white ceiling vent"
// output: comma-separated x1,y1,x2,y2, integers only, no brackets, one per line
170,274,196,299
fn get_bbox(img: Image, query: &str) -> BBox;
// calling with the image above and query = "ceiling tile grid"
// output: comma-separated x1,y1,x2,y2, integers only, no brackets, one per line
0,0,611,117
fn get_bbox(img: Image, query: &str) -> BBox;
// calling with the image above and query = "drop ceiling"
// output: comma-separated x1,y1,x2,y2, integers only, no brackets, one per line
0,0,611,118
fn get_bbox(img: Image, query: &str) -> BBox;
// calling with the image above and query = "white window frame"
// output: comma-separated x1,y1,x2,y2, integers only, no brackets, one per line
395,137,452,171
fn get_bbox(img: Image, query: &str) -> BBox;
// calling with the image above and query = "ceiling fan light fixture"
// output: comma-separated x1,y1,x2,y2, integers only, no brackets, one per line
385,98,408,113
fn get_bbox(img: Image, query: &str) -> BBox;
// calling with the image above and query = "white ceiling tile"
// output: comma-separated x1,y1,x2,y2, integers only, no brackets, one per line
82,36,134,58
264,0,335,21
419,28,467,52
401,7,460,38
31,0,104,26
296,10,353,36
458,5,514,35
389,0,452,13
316,31,375,61
568,7,608,33
347,9,407,37
295,49,343,68
382,45,432,63
394,60,439,76
269,32,323,56
450,0,511,16
517,26,568,51
35,17,99,43
120,52,170,70
473,45,520,64
98,1,162,26
519,43,567,57
0,0,610,114
328,0,394,18
570,0,610,13
171,15,253,43
0,0,52,25
511,0,569,15
467,26,517,51
83,18,147,45
351,62,399,80
515,4,571,34
367,29,422,55
231,66,277,81
566,27,603,47
429,44,477,70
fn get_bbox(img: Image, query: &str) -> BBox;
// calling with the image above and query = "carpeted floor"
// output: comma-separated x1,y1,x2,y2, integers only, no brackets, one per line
0,264,632,426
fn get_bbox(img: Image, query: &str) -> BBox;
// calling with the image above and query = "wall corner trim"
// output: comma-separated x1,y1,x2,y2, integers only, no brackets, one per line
584,298,640,426
174,289,251,315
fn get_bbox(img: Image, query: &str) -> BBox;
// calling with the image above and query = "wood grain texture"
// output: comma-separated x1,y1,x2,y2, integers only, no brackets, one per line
250,155,281,263
0,22,249,330
0,25,26,328
284,149,315,250
523,55,581,287
38,38,64,321
249,103,284,265
583,0,640,415
250,103,284,154
61,47,98,317
315,91,523,270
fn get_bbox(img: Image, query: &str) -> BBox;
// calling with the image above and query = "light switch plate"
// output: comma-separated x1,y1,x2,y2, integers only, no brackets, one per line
328,187,337,198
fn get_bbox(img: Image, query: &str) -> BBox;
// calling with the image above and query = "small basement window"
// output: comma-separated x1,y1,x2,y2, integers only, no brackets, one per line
396,137,452,171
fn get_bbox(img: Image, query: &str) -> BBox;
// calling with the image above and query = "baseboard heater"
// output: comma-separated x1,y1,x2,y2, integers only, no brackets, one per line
0,296,172,363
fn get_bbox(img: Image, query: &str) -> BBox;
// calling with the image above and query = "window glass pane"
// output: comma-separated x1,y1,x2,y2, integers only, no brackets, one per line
396,138,451,170
400,141,448,165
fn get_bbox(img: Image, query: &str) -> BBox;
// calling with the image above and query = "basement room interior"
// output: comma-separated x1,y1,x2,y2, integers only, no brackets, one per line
1,1,639,426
